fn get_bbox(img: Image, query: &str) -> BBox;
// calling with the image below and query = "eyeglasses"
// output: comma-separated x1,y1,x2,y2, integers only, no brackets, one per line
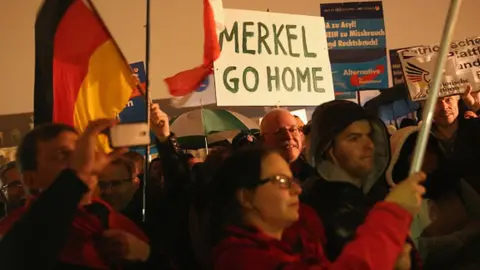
263,126,300,139
98,179,133,190
258,175,300,189
0,180,23,193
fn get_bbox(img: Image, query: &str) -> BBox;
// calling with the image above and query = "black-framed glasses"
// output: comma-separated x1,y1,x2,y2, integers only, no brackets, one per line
258,174,299,189
98,179,133,190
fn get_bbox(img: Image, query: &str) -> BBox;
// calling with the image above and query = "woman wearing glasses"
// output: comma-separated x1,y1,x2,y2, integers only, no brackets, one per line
205,147,426,269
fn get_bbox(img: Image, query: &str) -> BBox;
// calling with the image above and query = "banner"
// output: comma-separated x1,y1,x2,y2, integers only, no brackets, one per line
170,74,216,108
214,9,335,106
320,1,388,100
399,36,480,101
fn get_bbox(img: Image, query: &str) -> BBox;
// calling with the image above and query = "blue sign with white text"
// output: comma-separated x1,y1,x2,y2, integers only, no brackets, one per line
321,1,388,98
118,61,158,155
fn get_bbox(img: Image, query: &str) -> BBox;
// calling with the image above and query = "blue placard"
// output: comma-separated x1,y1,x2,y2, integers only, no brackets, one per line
320,1,388,96
118,62,158,154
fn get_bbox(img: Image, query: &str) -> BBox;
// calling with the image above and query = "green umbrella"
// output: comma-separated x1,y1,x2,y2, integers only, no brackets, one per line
170,109,260,149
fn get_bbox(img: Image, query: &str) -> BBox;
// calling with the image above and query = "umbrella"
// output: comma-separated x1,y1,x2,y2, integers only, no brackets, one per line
364,84,419,121
170,109,260,149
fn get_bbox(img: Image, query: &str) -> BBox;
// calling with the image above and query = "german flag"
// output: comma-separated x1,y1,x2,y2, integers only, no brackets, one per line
34,0,135,150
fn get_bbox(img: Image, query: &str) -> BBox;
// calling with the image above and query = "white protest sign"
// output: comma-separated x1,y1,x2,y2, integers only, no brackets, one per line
399,36,480,101
214,9,335,106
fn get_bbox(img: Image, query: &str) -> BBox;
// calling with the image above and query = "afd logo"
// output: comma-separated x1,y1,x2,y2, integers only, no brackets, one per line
196,76,210,92
405,62,431,89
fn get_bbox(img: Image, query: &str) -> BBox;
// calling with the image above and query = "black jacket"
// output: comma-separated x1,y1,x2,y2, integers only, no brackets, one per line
145,134,198,270
434,117,480,194
302,179,372,260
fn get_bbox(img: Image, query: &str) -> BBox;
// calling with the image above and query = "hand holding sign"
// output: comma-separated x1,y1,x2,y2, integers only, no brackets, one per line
385,172,426,215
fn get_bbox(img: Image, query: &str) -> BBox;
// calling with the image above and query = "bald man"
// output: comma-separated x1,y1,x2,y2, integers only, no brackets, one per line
260,109,316,183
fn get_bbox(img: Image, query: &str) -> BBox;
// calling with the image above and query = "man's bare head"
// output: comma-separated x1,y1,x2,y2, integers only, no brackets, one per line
260,109,302,163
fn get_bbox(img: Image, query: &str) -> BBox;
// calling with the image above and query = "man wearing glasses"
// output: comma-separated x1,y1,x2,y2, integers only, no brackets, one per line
0,162,25,218
260,109,316,184
98,158,139,213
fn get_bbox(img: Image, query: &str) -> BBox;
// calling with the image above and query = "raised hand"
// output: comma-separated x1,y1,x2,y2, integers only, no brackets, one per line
150,103,170,138
69,119,128,189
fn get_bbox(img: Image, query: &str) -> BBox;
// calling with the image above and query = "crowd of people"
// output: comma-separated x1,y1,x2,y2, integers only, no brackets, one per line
0,89,480,270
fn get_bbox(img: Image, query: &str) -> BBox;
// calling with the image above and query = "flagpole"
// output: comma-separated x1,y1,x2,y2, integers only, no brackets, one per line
142,0,151,223
200,98,209,155
409,0,462,174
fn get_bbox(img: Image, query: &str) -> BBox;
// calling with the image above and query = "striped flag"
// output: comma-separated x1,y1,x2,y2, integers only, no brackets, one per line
165,0,224,97
34,0,136,151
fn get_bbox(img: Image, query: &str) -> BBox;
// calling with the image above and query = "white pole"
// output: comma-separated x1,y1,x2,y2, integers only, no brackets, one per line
409,0,463,174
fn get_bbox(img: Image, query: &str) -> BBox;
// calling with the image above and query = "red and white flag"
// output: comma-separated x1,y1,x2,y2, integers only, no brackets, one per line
165,0,224,97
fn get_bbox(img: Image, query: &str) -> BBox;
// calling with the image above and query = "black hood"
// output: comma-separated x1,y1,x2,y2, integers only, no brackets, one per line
308,100,390,193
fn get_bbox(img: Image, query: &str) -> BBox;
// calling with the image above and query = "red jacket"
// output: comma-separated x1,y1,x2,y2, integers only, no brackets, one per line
0,198,147,269
213,202,412,270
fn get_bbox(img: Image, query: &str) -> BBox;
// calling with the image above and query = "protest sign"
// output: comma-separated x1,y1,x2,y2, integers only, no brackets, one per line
214,9,335,107
118,61,158,155
399,36,480,101
390,48,409,86
118,62,146,123
320,1,388,101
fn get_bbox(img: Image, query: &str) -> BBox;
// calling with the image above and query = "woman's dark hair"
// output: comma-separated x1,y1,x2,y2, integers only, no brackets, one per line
206,147,278,244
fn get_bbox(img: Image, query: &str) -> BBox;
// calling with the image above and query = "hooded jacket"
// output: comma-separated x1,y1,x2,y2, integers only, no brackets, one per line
302,100,393,262
386,126,480,269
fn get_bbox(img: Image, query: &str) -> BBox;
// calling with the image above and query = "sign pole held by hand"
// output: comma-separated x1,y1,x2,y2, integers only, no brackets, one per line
409,0,463,175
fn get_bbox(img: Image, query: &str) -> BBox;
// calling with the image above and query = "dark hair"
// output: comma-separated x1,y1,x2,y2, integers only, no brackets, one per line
207,147,278,244
16,123,78,173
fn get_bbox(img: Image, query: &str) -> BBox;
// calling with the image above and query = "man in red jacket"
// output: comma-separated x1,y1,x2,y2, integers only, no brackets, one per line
0,120,159,269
